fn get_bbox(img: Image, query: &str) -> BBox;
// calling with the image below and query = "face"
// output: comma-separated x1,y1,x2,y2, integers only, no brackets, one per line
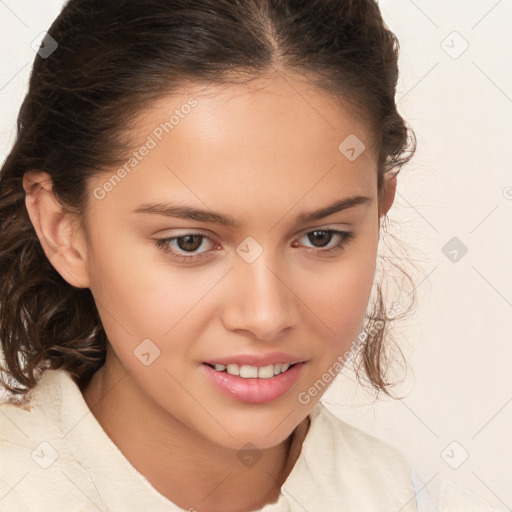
58,74,392,450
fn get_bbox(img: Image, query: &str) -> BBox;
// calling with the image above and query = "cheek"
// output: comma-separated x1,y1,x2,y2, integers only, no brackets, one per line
85,238,162,338
307,265,374,331
300,243,378,344
86,238,216,351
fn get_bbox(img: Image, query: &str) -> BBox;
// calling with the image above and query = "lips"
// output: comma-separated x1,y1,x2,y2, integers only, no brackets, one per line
201,361,305,404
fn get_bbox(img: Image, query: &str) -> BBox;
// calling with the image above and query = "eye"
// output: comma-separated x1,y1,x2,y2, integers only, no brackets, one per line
153,233,218,263
293,229,355,256
153,229,355,263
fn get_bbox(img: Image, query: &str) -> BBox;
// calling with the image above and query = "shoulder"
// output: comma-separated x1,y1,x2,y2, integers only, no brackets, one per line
0,474,32,511
0,372,63,474
0,389,51,456
0,385,55,511
0,369,105,511
285,402,419,510
0,396,37,510
307,402,417,500
311,401,411,466
0,369,64,443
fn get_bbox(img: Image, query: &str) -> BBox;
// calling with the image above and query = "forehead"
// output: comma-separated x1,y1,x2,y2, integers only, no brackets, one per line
135,74,375,154
90,74,378,218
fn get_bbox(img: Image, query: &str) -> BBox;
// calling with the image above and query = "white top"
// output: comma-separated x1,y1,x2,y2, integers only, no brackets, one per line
0,368,495,511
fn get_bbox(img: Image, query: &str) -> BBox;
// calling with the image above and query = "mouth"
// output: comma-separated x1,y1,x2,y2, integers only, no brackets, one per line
203,362,299,379
201,361,306,404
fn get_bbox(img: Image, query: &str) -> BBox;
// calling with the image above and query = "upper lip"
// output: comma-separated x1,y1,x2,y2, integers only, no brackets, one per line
203,352,306,367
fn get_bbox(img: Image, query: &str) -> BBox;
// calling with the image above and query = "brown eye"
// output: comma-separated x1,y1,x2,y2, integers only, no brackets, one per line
153,228,355,265
295,229,355,255
307,230,333,248
153,232,217,262
176,234,204,252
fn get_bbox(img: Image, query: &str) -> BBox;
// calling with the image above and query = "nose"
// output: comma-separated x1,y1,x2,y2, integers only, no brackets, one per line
220,254,300,341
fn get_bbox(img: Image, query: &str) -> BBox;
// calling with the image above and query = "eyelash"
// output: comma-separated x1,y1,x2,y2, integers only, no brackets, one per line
153,229,355,263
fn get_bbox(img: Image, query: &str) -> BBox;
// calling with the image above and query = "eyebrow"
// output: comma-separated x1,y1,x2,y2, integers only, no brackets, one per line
132,195,372,228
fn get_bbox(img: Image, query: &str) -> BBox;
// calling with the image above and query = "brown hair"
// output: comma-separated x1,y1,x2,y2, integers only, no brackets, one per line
0,0,417,397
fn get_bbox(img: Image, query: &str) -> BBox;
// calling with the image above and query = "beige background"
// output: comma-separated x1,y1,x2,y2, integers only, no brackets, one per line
0,1,511,508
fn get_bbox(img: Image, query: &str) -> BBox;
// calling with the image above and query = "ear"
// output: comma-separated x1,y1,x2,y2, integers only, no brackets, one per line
22,170,90,289
378,172,397,219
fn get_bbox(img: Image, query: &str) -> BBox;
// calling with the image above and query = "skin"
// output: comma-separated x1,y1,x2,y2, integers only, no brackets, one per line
23,72,396,512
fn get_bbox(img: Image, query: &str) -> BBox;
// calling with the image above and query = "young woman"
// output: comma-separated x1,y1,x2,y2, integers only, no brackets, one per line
0,1,496,511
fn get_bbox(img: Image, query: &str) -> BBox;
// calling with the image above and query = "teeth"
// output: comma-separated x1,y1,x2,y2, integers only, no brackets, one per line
257,365,275,379
240,365,258,378
226,363,239,375
213,363,293,379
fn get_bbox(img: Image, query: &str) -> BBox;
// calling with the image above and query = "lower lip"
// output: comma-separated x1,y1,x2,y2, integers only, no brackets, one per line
201,362,305,404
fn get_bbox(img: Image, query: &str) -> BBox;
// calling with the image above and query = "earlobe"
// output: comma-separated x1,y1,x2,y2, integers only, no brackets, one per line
22,170,90,289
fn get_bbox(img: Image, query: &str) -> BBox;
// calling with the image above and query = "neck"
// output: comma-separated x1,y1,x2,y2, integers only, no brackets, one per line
80,357,310,512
